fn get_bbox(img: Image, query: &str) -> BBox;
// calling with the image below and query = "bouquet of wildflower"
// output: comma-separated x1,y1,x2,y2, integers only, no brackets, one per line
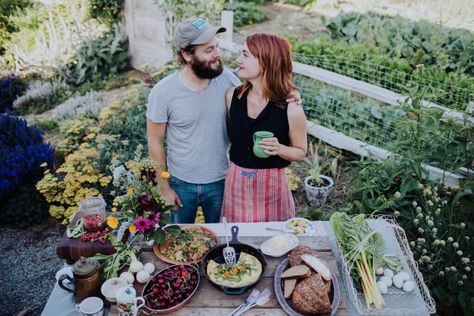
108,151,179,244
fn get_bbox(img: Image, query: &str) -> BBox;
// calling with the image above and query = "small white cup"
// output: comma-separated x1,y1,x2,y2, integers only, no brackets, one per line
75,296,104,316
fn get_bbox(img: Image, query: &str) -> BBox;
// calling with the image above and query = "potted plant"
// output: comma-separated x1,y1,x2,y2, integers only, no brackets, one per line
303,143,336,207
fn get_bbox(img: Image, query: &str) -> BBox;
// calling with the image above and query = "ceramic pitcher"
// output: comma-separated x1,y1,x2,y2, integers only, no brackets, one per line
115,285,145,316
253,131,274,158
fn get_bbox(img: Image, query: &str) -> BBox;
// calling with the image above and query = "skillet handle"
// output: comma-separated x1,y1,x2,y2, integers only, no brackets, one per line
222,285,247,295
230,226,239,243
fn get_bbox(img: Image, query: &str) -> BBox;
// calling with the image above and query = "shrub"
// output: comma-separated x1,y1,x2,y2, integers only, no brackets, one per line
13,79,69,115
36,86,149,223
36,143,112,224
0,114,54,201
57,115,100,155
89,0,124,25
0,0,31,53
272,0,316,8
347,155,474,315
0,76,26,114
323,11,474,76
224,2,269,27
0,176,50,227
46,91,106,120
61,24,129,85
292,38,474,111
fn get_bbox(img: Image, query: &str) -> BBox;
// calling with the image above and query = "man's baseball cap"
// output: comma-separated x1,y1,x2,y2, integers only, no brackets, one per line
174,18,226,50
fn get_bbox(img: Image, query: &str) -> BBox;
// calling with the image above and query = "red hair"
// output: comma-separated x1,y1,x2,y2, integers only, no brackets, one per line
237,33,297,108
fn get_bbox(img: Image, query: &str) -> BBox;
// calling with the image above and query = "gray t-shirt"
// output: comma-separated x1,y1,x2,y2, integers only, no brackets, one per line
147,67,240,184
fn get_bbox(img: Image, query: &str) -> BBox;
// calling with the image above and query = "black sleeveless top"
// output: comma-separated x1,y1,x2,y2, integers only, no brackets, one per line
229,89,291,169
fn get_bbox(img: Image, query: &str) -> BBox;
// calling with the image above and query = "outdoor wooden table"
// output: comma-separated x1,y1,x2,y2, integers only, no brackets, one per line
43,221,353,316
113,222,348,316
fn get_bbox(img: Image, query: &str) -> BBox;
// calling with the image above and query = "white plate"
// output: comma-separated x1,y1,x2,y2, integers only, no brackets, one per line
282,218,316,236
261,233,299,257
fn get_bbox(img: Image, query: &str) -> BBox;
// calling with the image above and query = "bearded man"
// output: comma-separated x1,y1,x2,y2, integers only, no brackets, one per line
147,18,240,224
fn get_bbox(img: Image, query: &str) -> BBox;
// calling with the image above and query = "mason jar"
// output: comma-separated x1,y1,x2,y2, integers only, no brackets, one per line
80,197,107,231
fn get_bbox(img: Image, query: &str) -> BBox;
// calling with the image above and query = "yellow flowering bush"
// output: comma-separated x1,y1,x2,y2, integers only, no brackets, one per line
36,143,112,223
285,168,301,191
58,116,100,155
99,85,145,127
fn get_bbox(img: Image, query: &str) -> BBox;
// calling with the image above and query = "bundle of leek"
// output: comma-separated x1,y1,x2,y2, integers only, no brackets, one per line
90,234,140,279
330,212,385,309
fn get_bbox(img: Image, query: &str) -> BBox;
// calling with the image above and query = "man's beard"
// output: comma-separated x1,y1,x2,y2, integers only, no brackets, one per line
190,56,223,79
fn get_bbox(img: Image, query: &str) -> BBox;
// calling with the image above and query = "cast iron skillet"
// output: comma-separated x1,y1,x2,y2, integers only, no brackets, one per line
201,225,267,295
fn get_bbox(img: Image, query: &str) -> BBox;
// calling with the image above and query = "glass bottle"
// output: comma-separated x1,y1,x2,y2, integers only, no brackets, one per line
80,197,107,231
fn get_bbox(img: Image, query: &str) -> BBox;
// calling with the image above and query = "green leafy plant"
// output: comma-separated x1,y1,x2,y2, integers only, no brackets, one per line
272,0,316,8
61,23,129,85
0,0,31,53
330,212,386,309
346,153,473,315
224,2,269,26
323,11,474,76
292,38,474,112
154,0,225,46
304,141,338,187
88,0,124,25
297,75,472,172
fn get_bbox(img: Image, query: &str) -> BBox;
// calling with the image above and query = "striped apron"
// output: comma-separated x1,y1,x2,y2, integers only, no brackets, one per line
221,162,295,222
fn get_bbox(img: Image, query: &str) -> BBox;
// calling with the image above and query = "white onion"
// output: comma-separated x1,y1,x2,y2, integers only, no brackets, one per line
136,270,151,283
403,280,415,292
377,281,388,294
119,271,134,284
383,268,394,279
129,261,144,273
144,263,155,274
379,276,393,287
397,271,410,282
375,267,384,275
393,275,404,289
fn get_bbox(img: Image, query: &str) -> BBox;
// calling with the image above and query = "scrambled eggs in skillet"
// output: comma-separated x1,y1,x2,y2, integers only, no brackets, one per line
207,252,262,288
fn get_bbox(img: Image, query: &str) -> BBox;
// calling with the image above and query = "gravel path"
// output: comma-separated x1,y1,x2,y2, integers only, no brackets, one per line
0,221,64,316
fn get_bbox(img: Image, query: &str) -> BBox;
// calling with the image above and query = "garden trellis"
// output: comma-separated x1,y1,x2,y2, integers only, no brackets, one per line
219,12,473,188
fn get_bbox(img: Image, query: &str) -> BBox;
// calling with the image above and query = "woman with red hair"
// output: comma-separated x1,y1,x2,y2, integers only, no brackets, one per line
221,33,307,222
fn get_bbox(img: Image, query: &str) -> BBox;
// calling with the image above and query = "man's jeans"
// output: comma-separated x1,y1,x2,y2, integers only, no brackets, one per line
169,176,224,224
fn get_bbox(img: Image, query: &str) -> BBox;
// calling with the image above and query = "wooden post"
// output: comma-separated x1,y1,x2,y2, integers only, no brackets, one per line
221,10,234,45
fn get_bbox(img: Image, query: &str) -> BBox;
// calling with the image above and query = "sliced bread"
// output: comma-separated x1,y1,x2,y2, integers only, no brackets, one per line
301,254,332,281
283,278,297,299
280,265,311,279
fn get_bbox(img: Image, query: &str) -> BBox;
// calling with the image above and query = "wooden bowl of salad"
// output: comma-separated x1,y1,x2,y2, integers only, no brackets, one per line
153,225,218,264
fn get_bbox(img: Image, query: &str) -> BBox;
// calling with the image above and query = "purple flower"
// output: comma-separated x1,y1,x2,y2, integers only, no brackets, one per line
137,193,154,211
134,216,153,232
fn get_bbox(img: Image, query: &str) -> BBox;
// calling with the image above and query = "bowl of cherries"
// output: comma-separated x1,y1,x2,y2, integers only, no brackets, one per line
141,264,200,314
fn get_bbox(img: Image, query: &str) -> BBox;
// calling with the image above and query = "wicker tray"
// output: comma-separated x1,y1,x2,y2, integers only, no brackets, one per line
330,215,436,316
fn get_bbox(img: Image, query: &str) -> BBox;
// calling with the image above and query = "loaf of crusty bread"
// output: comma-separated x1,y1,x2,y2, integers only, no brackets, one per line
289,246,319,267
291,273,332,314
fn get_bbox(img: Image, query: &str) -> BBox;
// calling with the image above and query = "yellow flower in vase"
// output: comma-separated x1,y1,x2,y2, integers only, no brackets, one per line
107,216,119,229
129,225,137,233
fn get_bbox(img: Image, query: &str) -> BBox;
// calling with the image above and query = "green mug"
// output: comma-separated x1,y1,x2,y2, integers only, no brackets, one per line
253,131,274,158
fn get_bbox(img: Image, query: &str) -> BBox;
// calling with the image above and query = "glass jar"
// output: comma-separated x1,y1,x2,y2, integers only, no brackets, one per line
80,197,107,231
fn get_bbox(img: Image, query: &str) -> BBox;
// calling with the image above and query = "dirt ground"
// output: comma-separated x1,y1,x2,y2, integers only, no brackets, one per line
234,3,327,43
